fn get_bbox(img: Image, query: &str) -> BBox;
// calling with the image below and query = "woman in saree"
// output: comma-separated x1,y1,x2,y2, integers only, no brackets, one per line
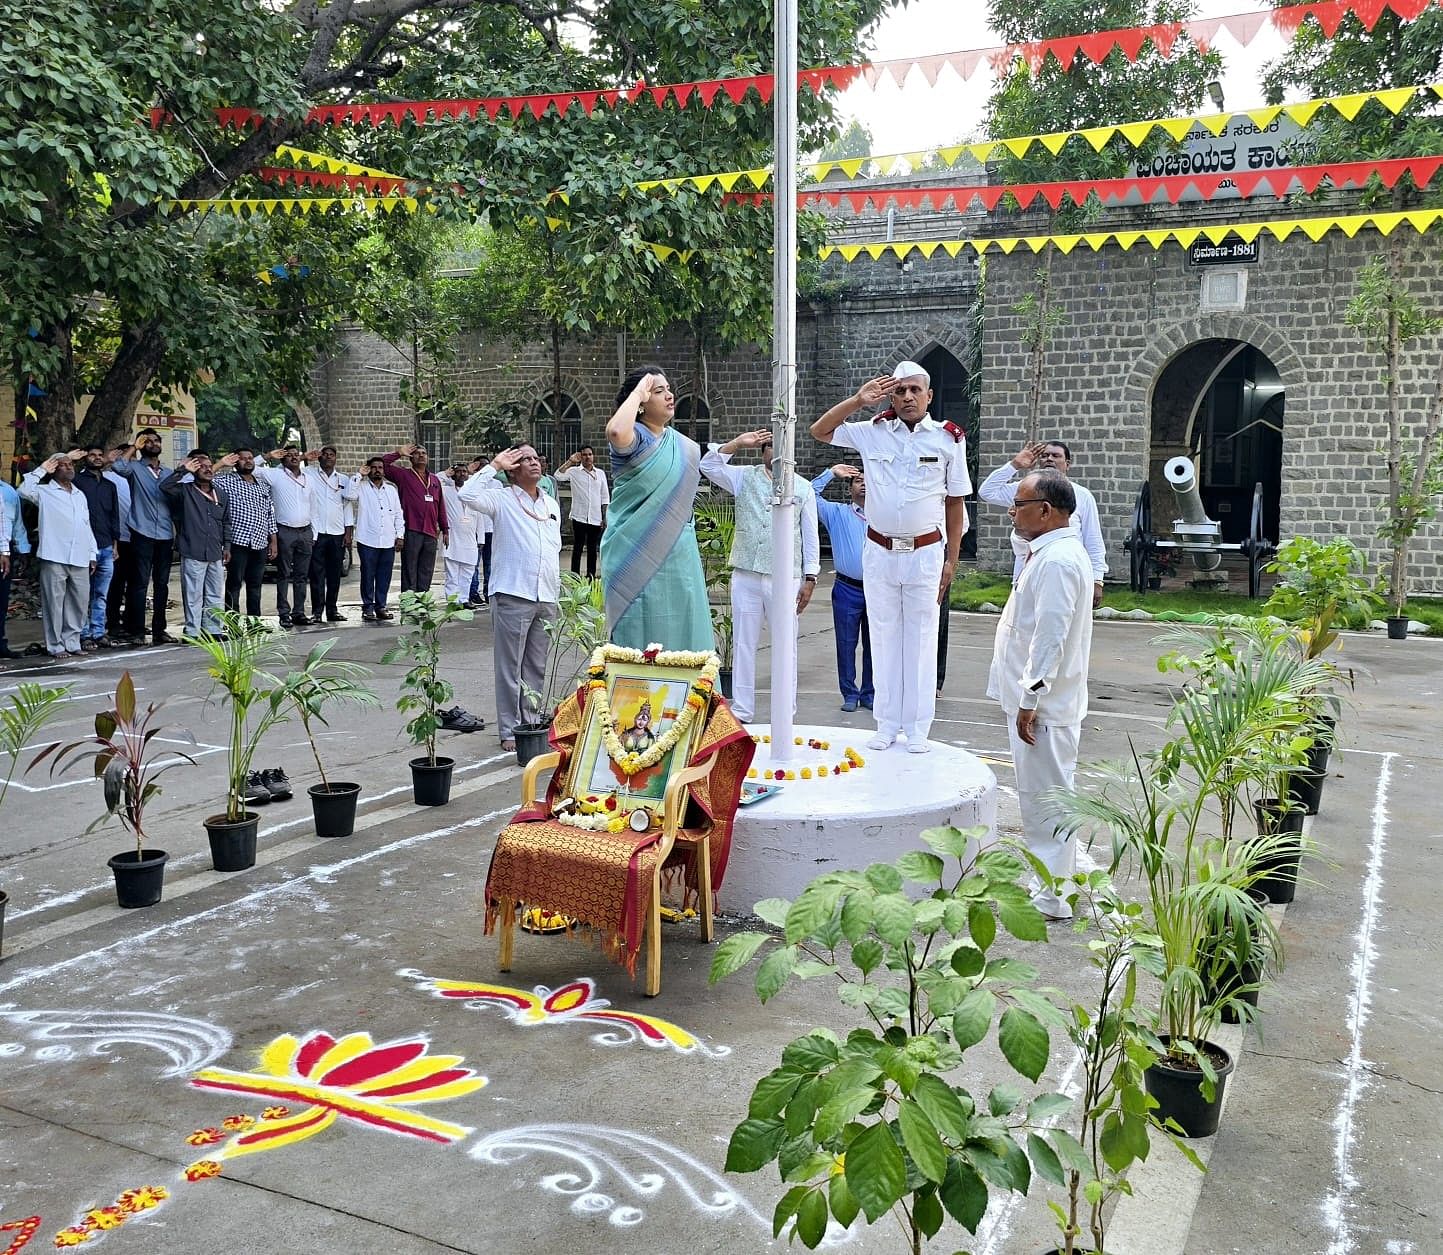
601,364,713,651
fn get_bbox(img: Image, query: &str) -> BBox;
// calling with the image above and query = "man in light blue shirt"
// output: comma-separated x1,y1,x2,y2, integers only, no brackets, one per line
812,464,873,713
0,478,31,659
107,432,178,644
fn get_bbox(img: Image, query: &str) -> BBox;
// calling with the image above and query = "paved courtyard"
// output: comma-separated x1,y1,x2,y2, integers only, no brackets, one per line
0,579,1439,1254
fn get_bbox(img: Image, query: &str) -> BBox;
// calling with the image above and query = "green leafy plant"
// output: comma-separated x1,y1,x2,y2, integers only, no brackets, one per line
33,673,195,857
519,573,609,727
694,498,736,667
1263,537,1381,656
710,827,1071,1251
381,591,474,763
191,612,292,822
276,639,379,790
2,682,70,811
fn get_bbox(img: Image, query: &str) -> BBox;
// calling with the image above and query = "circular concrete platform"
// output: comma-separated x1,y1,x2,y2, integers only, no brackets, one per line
720,724,998,915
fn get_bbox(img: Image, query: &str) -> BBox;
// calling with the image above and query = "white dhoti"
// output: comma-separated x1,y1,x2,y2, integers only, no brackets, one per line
443,557,474,600
861,540,943,742
1006,718,1082,918
729,568,800,724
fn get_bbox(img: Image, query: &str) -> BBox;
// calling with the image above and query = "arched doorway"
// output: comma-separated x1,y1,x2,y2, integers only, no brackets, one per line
917,345,977,557
1149,341,1284,544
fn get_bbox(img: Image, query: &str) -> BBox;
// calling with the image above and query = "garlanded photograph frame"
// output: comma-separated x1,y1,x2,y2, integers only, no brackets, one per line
562,645,720,823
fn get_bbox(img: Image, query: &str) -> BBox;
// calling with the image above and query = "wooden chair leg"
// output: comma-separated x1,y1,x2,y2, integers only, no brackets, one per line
497,898,515,971
645,874,663,997
696,836,714,944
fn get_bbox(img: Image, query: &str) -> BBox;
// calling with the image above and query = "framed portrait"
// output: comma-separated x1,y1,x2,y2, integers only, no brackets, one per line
565,660,710,814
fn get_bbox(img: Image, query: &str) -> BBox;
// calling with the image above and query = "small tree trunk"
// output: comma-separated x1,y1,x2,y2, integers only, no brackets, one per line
551,320,563,458
1025,247,1054,445
78,320,168,449
28,320,79,455
1386,244,1405,614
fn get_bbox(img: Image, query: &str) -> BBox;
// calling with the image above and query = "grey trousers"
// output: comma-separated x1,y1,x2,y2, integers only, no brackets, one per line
275,524,313,620
40,561,88,655
181,557,225,637
492,592,556,741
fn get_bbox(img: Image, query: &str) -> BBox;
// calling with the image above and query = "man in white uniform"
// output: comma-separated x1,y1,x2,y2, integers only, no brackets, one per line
700,429,820,724
987,470,1094,921
978,441,1107,606
811,362,971,753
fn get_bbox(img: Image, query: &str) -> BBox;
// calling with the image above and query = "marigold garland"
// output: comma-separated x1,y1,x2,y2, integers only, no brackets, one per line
747,743,866,781
585,643,720,777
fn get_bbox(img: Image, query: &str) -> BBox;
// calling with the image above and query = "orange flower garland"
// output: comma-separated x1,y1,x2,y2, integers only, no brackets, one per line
746,740,866,782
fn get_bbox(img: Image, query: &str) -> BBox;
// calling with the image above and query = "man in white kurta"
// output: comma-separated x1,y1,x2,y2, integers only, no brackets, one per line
700,430,820,724
21,455,98,658
440,466,482,602
812,362,971,753
987,470,1095,921
978,441,1108,606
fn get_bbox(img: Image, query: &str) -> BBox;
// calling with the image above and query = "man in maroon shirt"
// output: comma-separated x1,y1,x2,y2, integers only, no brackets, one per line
381,444,450,593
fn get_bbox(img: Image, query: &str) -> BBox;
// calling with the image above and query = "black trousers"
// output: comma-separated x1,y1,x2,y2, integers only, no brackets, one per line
124,534,173,639
225,544,269,617
309,532,344,617
401,529,438,593
570,519,603,578
107,539,135,636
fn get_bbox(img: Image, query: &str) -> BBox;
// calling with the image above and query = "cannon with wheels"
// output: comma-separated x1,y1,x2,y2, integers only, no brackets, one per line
1123,458,1276,598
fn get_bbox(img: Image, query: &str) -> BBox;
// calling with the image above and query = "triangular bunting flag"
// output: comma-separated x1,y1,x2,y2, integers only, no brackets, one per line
838,159,865,179
1146,22,1182,56
1283,99,1327,126
942,241,966,257
718,172,743,192
1003,136,1034,157
1375,212,1404,237
918,55,948,86
1053,234,1082,254
1042,35,1078,70
1337,214,1371,237
1202,225,1234,244
994,237,1022,254
1222,10,1270,45
1230,223,1265,243
1039,132,1070,155
693,175,716,193
1117,121,1155,146
1113,231,1143,251
1267,220,1300,240
1076,31,1115,64
1080,126,1115,152
1081,232,1111,251
863,243,888,260
1403,208,1442,232
1246,106,1283,129
955,50,984,79
721,78,751,105
1144,229,1172,248
818,246,836,261
1299,217,1333,241
1196,112,1230,137
1375,86,1418,113
745,168,770,189
967,142,996,164
1186,17,1221,50
1114,27,1149,59
837,244,864,262
1329,91,1374,121
1173,227,1201,247
1019,236,1047,253
1158,117,1194,142
916,241,941,259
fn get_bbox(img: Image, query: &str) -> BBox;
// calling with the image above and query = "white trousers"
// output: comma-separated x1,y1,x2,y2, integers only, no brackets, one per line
861,541,943,741
443,557,475,600
1006,717,1082,915
730,569,800,723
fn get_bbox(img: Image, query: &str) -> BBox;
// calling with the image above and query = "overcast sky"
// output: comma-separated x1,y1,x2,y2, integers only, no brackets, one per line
841,0,1293,155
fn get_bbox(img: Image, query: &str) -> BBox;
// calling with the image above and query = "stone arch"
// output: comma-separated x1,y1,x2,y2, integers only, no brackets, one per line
525,372,599,423
891,321,971,369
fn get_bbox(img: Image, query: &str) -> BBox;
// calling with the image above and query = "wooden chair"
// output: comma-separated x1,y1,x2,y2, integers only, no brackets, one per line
490,747,719,997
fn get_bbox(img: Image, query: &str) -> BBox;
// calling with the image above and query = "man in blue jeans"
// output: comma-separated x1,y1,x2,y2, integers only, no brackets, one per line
811,463,874,713
72,445,122,651
0,478,30,659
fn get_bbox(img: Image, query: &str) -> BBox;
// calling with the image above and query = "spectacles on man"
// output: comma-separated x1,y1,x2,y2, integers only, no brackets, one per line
1007,497,1048,511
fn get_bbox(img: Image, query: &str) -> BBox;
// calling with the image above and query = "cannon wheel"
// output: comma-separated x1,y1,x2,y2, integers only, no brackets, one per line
1239,481,1275,600
1124,480,1155,592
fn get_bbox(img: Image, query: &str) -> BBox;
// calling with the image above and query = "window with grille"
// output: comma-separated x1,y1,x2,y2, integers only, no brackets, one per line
530,392,583,468
675,396,711,446
417,417,453,469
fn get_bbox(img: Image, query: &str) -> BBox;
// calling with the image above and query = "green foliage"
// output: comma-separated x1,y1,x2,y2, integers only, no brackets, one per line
190,611,293,822
1264,536,1382,653
1,682,70,812
521,573,609,723
711,830,1072,1249
694,499,737,664
381,591,474,763
31,672,195,856
816,118,873,162
276,639,379,790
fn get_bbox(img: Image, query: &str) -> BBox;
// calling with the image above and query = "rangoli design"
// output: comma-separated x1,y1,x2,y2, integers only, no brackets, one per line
184,1030,486,1178
48,1187,168,1248
400,968,728,1057
0,1217,39,1255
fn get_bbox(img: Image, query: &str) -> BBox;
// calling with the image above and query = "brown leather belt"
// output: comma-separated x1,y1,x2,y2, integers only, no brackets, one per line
867,527,942,553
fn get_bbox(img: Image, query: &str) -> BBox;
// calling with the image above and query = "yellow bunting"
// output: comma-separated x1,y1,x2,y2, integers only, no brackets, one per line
1245,106,1283,129
1375,86,1418,114
1173,227,1202,247
1195,113,1230,137
1003,137,1033,157
916,241,941,258
863,242,888,260
1079,127,1114,152
937,146,965,167
838,244,863,262
1053,234,1082,254
1022,235,1050,253
838,159,865,179
1117,121,1155,146
1143,228,1173,248
1404,208,1442,231
1266,220,1300,240
1113,230,1143,250
745,168,770,189
1229,223,1265,242
1328,91,1373,121
275,147,403,180
1082,232,1111,250
810,162,835,182
717,171,744,192
692,175,716,193
1039,132,1070,155
942,240,966,257
1158,118,1194,142
1283,100,1327,126
967,142,996,164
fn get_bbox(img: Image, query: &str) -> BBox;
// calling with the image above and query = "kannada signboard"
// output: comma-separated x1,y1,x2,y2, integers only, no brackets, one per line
1122,115,1320,202
1188,238,1261,266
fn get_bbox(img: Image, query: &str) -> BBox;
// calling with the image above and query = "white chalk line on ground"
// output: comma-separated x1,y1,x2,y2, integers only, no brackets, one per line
0,805,513,996
1323,750,1396,1255
5,753,514,925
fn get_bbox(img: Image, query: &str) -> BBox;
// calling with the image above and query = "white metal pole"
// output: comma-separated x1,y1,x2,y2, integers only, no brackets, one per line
769,0,798,763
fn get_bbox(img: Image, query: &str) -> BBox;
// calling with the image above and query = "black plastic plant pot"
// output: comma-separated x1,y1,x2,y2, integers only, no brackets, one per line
1144,1037,1235,1138
107,849,169,909
310,782,361,838
410,756,454,806
513,724,551,770
719,667,734,700
205,813,259,872
1286,766,1327,816
0,887,8,957
1386,615,1409,640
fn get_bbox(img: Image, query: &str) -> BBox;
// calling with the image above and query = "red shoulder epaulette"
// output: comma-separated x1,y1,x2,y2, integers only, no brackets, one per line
872,407,896,423
942,420,966,442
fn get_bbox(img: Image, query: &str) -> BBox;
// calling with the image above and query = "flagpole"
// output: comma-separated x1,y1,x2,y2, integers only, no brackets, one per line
769,0,799,763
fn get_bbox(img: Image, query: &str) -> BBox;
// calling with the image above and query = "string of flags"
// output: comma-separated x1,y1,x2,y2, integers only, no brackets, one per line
151,0,1440,132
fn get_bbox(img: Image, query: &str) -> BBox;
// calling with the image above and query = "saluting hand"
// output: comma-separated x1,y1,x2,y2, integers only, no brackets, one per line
855,376,898,409
830,463,861,479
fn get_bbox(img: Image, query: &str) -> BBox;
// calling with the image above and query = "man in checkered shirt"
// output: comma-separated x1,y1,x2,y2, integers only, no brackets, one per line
214,448,277,617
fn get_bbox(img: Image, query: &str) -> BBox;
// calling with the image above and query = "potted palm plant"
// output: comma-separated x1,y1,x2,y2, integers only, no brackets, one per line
2,682,70,952
694,500,736,695
33,673,195,908
191,612,292,871
513,572,609,768
278,639,379,838
382,591,474,805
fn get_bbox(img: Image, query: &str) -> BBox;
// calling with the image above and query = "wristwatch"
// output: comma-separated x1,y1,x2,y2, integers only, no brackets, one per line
803,574,817,583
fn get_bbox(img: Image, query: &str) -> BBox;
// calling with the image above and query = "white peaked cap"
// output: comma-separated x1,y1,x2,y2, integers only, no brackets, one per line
893,360,930,385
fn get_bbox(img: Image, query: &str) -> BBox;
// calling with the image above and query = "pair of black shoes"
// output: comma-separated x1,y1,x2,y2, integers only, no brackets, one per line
243,768,293,806
439,706,485,732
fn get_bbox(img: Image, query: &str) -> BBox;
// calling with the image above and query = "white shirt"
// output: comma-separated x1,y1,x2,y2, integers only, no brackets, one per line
978,463,1108,583
351,476,406,548
19,471,98,567
553,464,610,525
828,414,972,538
458,467,562,604
254,463,312,529
699,447,820,577
307,465,358,537
441,480,480,565
986,528,1093,724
